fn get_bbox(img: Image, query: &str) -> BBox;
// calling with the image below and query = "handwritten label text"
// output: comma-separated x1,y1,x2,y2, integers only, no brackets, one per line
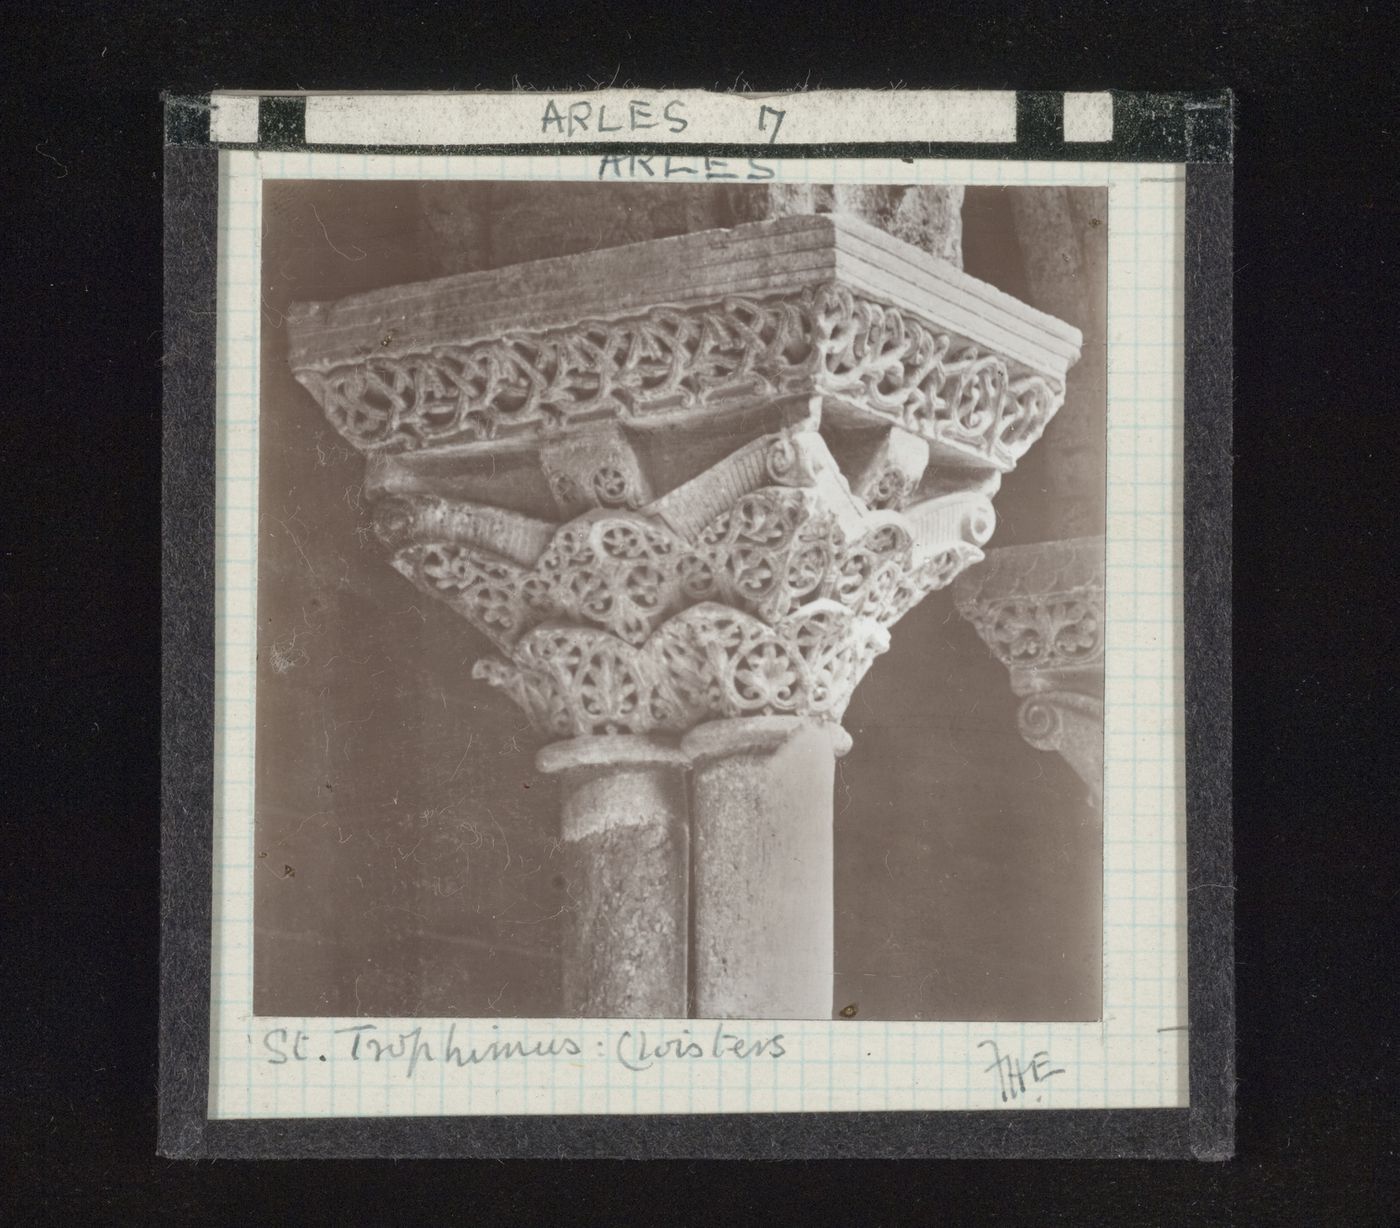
978,1039,1066,1104
259,1022,786,1079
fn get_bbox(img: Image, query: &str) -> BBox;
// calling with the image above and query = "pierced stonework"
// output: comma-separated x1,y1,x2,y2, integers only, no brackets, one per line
692,487,975,627
385,482,987,659
394,512,695,651
282,202,1091,1024
471,600,890,738
293,282,1065,472
960,589,1102,678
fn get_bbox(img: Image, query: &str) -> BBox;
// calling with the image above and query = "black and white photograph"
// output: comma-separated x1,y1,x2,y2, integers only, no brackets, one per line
253,178,1108,1027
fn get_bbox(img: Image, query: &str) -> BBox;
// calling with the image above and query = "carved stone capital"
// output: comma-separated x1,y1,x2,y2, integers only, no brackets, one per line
471,599,890,738
953,537,1105,805
289,215,1082,744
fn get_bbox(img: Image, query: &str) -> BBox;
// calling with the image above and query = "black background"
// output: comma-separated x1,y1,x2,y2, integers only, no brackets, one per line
6,1,1394,1222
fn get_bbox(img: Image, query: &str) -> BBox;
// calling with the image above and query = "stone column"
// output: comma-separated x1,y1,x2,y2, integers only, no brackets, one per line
287,211,1082,1019
953,536,1106,807
683,717,851,1019
537,735,689,1017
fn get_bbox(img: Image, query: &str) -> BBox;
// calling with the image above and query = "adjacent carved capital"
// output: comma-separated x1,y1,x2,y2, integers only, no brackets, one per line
954,537,1105,806
1018,691,1105,809
952,535,1104,695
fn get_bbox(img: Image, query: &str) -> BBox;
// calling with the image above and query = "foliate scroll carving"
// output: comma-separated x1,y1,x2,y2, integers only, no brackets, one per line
394,514,699,651
861,466,916,512
952,536,1105,692
387,486,986,656
294,284,1064,471
290,217,1079,764
471,600,890,738
959,590,1103,682
692,488,973,628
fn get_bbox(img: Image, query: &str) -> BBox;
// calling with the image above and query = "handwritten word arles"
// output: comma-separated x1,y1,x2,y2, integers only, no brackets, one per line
542,97,689,138
597,155,775,181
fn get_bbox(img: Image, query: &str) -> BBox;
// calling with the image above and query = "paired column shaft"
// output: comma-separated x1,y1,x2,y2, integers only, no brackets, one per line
683,717,851,1020
539,737,690,1018
539,719,851,1020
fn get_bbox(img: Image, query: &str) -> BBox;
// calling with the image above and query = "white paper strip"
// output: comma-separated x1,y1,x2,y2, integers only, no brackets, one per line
300,89,1018,146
